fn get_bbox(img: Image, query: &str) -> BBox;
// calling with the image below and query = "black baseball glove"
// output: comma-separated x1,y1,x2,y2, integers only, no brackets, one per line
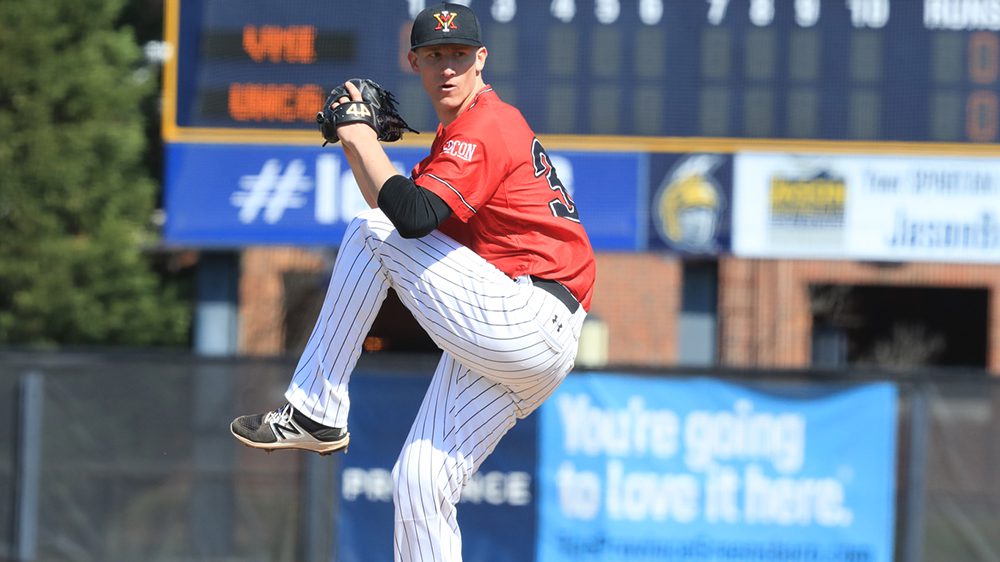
316,78,417,145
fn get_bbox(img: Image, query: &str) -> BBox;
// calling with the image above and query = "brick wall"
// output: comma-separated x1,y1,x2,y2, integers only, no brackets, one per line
588,253,682,366
237,249,684,365
239,247,328,356
236,248,1000,374
718,258,1000,373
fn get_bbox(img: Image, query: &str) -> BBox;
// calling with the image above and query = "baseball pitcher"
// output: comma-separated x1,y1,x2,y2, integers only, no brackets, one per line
231,3,596,561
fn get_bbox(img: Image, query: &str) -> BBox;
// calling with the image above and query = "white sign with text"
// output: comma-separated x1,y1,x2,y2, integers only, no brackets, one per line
733,152,1000,262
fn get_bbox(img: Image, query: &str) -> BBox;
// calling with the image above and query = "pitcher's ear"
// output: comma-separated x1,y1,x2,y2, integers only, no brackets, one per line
476,46,488,71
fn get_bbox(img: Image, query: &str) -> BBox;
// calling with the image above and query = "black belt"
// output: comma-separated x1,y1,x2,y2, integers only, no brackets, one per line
530,276,580,314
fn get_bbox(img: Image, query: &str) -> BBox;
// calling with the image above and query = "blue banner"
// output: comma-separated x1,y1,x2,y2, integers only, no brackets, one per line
335,372,537,562
163,143,645,249
537,375,898,562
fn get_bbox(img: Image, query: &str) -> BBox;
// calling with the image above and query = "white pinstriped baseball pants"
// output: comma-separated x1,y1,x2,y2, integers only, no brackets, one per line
285,209,585,562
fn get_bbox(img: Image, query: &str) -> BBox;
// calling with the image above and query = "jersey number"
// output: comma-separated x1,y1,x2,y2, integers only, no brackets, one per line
531,139,580,222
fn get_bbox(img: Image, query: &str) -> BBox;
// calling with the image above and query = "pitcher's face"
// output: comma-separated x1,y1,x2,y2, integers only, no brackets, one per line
409,44,487,123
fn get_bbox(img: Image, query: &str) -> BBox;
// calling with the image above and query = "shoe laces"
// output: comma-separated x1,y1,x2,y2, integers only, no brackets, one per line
263,404,293,425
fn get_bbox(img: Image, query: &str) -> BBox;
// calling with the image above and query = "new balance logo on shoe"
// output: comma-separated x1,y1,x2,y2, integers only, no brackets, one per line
272,421,301,440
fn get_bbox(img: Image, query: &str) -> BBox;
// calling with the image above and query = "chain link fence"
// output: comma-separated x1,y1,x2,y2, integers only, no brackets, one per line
0,351,997,562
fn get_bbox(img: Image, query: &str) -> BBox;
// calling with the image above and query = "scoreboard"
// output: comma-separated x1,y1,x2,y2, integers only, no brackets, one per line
163,0,1000,152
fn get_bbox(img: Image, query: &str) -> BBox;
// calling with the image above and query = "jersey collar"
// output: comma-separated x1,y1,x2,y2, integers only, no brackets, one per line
440,85,495,135
466,85,495,111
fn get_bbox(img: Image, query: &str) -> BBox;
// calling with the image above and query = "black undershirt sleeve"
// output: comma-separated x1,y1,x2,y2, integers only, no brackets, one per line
377,175,453,239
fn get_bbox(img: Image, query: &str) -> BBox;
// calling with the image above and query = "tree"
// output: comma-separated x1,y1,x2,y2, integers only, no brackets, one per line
0,0,189,345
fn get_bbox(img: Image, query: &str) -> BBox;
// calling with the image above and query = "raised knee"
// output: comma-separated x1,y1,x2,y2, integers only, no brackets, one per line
353,208,390,227
351,208,396,239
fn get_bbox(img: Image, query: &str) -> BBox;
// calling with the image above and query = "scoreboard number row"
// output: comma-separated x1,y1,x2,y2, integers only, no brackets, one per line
404,0,889,28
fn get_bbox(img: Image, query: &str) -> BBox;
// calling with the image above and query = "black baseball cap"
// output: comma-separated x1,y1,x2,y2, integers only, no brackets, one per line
410,3,483,50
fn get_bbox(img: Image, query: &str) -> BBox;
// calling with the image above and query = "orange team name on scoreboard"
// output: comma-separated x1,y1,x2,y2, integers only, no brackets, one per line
242,25,316,63
229,83,324,122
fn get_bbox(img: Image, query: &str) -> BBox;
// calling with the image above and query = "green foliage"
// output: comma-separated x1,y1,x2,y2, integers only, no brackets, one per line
0,0,190,345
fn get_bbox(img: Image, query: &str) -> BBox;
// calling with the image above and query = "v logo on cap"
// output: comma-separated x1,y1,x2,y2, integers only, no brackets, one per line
434,11,458,31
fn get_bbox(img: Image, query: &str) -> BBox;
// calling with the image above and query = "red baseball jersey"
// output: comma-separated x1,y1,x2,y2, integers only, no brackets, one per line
411,86,596,311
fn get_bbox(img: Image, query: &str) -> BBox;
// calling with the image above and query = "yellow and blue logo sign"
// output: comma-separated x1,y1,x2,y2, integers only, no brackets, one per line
651,154,729,254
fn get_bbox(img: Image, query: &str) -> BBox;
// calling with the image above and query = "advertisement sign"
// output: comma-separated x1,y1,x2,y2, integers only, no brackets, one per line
163,143,645,249
335,373,537,562
648,153,732,254
733,152,1000,262
536,374,898,562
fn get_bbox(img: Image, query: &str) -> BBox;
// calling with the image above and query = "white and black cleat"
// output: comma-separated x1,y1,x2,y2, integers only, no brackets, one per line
230,404,349,455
